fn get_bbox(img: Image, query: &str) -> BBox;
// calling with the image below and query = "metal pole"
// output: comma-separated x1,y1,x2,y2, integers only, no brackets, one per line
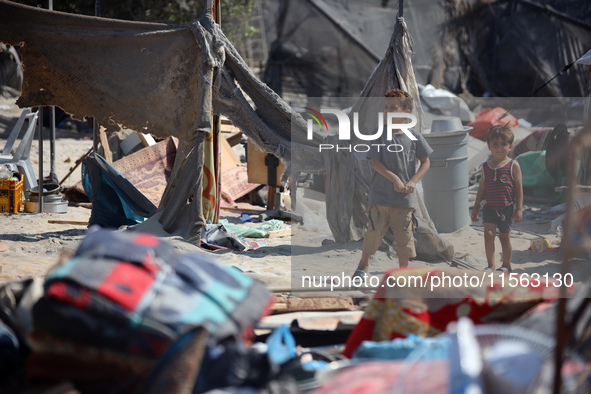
48,0,55,176
49,108,55,175
37,107,43,212
398,0,403,18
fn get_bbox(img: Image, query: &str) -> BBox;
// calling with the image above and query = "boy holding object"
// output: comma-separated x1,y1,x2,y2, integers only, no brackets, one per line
352,89,433,278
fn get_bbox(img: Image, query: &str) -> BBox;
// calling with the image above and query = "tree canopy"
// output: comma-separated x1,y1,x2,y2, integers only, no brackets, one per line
15,0,256,43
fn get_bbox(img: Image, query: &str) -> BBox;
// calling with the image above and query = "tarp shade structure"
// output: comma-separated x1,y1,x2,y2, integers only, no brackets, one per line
431,0,591,97
0,0,321,243
0,0,445,252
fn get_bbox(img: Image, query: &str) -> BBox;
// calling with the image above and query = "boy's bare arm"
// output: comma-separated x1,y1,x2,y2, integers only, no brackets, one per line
513,161,523,223
471,168,486,222
370,158,406,192
406,157,431,193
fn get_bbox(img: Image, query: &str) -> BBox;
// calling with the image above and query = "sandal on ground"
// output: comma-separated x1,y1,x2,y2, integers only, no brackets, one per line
496,266,511,273
483,267,493,272
350,269,367,289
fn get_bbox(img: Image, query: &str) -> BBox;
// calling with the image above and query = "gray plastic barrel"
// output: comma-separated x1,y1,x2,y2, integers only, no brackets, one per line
422,130,470,233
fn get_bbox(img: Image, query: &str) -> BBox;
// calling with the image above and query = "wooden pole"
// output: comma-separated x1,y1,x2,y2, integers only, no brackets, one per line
552,122,591,393
214,0,221,223
59,147,93,185
92,0,101,155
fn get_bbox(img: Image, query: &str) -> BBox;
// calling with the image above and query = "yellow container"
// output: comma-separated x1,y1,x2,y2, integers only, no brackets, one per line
531,238,551,253
0,173,23,213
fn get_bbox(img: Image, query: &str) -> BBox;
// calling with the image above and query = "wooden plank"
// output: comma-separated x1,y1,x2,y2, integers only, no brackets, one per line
220,134,241,167
267,185,276,210
265,227,291,238
98,126,113,164
271,297,358,314
225,132,243,147
48,220,89,226
219,206,267,212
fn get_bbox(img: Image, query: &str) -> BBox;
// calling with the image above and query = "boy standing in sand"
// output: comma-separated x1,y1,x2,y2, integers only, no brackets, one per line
351,89,432,278
471,125,523,273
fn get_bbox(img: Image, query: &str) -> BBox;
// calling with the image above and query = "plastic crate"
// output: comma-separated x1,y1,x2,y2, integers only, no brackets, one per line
0,173,23,213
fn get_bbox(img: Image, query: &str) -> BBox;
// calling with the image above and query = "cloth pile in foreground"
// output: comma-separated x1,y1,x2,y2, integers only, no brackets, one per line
2,228,277,393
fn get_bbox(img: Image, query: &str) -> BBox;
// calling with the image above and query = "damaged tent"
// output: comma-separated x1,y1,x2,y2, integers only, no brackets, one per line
262,0,380,102
431,0,591,97
0,0,451,261
0,0,322,243
261,0,446,100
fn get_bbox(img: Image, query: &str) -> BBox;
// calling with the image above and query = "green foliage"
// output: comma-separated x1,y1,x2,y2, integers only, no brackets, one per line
14,0,257,42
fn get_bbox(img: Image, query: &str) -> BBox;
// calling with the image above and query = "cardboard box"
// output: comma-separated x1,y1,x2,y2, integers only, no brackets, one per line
246,143,285,186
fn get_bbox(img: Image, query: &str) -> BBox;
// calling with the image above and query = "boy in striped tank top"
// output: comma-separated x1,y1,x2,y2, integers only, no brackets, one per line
471,125,523,273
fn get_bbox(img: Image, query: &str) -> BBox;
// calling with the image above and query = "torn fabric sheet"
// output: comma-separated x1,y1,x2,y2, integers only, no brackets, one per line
322,17,437,244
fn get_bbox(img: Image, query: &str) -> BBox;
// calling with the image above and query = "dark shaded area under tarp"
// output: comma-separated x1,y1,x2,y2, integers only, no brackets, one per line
432,0,591,97
261,0,445,104
82,152,157,228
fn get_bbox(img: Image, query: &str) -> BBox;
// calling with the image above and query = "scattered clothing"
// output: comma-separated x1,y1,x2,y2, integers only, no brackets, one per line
219,219,288,238
201,223,266,251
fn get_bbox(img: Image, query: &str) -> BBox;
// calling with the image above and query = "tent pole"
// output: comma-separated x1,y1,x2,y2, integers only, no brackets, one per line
398,0,403,18
37,107,43,212
213,0,221,222
48,0,55,176
92,0,101,155
552,134,582,393
205,0,222,223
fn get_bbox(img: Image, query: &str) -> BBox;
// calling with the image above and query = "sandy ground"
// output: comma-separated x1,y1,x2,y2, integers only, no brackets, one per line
1,96,589,294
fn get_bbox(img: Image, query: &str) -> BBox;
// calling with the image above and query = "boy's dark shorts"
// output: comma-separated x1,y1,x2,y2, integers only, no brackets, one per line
483,204,514,234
